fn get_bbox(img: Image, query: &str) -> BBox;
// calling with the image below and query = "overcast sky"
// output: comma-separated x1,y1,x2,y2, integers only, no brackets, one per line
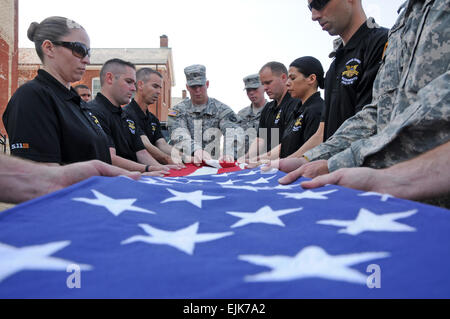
19,0,405,112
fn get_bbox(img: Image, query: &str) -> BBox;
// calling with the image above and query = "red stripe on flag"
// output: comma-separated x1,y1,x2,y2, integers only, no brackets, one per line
166,162,244,177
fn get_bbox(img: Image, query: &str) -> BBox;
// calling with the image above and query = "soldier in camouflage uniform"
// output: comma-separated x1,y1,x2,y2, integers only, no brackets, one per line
167,65,243,162
236,74,267,156
300,141,450,206
276,0,450,185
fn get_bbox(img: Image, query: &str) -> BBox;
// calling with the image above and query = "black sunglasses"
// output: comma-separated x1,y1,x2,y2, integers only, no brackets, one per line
308,0,331,11
52,41,91,59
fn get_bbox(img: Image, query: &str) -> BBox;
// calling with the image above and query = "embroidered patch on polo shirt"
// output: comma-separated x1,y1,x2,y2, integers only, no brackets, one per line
126,119,137,135
292,115,304,132
341,58,361,86
11,143,30,150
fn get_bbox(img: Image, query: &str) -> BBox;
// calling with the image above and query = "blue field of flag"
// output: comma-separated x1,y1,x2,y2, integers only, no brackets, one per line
0,168,449,298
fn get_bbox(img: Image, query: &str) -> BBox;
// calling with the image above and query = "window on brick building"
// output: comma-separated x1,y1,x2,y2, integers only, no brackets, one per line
92,77,101,98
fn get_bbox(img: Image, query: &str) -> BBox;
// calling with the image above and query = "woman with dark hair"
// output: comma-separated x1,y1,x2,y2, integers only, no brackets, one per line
2,17,111,165
279,56,325,158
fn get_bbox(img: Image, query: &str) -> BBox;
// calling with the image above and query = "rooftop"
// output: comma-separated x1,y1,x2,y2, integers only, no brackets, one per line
19,47,171,64
19,47,175,86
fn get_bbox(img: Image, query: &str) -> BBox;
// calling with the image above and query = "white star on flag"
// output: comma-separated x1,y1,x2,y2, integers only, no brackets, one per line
273,184,302,190
317,208,418,235
238,245,389,284
211,172,233,178
186,179,211,184
156,178,185,184
358,192,394,202
246,176,276,185
139,177,171,186
73,190,155,216
217,179,242,186
278,189,338,200
161,188,224,208
238,170,258,177
226,206,303,228
221,185,261,192
0,241,92,283
121,222,234,255
260,167,279,174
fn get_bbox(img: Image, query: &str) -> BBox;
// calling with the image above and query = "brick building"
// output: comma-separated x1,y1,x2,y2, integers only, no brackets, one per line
18,35,175,123
0,0,19,136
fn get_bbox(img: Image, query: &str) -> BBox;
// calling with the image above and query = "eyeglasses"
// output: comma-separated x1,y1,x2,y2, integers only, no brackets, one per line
308,0,331,11
52,41,91,59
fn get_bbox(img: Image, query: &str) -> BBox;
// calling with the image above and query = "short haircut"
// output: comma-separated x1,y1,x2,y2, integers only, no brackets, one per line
136,68,163,83
100,58,136,87
259,61,288,76
74,84,89,91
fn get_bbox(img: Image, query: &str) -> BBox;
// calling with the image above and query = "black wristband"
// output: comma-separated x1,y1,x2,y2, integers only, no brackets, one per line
145,165,150,172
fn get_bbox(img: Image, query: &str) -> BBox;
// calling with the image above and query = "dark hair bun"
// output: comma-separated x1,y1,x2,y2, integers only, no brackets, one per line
290,56,325,89
318,77,325,90
27,22,40,42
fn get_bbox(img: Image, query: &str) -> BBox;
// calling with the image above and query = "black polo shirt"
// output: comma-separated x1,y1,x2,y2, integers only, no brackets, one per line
3,69,111,164
322,19,388,140
258,91,300,151
280,92,323,158
123,99,164,145
88,93,145,162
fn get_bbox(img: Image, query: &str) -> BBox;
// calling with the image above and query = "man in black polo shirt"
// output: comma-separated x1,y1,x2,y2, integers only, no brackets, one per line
240,61,300,163
285,0,388,160
74,84,92,102
88,58,168,174
123,68,185,165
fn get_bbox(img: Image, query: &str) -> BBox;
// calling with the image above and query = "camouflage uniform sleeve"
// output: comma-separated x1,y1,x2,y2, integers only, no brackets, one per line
167,104,202,155
326,0,450,172
236,108,247,122
306,0,450,171
303,103,378,162
218,104,244,157
328,70,450,171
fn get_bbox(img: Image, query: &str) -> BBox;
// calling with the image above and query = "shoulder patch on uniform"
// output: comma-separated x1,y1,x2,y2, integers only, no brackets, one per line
228,114,238,122
168,109,178,117
382,41,389,60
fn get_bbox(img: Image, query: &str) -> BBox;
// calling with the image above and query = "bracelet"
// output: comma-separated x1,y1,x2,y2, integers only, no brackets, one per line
145,165,150,172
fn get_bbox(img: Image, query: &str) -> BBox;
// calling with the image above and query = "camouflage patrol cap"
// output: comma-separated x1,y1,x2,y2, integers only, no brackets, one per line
184,64,207,86
243,74,261,89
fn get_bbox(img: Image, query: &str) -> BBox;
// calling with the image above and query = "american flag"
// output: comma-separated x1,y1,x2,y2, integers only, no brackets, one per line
1,167,449,298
